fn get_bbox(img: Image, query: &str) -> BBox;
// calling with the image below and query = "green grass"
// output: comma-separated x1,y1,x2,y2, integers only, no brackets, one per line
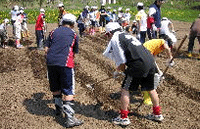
0,0,199,23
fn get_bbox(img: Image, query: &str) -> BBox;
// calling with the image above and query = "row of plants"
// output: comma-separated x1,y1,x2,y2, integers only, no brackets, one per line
0,7,199,24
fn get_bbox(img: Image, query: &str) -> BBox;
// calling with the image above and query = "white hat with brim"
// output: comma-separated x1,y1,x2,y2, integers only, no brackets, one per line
118,7,122,11
58,3,64,7
105,22,121,33
113,9,117,12
40,8,45,13
14,5,19,11
126,8,130,11
137,2,144,7
62,13,77,23
4,19,9,23
162,17,168,20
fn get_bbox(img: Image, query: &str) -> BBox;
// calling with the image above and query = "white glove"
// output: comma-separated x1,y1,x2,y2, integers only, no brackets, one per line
154,73,162,89
166,59,175,67
113,71,125,78
152,24,157,31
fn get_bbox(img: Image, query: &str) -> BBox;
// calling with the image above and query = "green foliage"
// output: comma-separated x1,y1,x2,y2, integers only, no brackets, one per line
0,0,199,23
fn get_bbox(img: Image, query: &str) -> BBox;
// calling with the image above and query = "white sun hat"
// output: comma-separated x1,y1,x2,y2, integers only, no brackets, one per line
162,17,168,20
62,13,77,23
58,3,64,7
14,5,19,11
126,8,130,11
19,10,24,14
137,2,144,7
107,6,111,9
4,19,9,24
40,8,45,13
105,22,121,33
118,7,122,11
85,5,89,9
113,9,117,12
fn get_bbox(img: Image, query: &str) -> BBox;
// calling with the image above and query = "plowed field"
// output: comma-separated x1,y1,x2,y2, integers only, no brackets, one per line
0,21,199,129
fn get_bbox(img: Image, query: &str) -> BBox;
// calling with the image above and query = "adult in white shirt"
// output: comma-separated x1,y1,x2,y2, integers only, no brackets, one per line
135,2,147,43
159,17,177,48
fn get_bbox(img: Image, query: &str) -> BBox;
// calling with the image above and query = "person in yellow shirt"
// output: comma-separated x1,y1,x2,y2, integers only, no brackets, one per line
142,39,174,105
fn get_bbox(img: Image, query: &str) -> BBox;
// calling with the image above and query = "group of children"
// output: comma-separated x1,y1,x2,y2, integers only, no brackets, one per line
76,4,132,37
0,5,30,49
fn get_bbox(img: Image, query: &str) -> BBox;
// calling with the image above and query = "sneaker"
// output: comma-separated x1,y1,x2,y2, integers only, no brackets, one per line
65,116,84,128
146,113,164,122
187,52,192,58
16,44,24,49
112,116,131,126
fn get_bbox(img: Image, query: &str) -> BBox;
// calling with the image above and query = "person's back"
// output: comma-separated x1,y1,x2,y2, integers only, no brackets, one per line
46,26,78,68
35,13,44,30
160,19,171,34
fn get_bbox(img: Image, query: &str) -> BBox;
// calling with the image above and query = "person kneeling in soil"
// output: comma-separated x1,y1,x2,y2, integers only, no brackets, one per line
103,22,164,126
0,19,9,48
45,14,83,128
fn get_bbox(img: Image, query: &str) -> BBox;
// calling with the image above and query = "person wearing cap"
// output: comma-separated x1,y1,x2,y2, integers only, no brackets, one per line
10,5,19,36
135,2,147,44
187,14,200,58
105,6,112,24
110,9,117,22
77,7,89,37
88,6,96,35
142,38,174,105
99,4,107,27
58,3,68,27
14,10,24,48
35,8,46,50
159,17,177,49
20,8,30,38
147,0,165,39
131,20,138,34
0,19,9,48
124,8,131,24
45,13,83,128
103,22,164,126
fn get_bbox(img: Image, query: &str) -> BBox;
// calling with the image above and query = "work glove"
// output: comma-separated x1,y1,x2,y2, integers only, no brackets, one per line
152,24,157,31
154,73,162,89
113,71,125,78
166,59,175,67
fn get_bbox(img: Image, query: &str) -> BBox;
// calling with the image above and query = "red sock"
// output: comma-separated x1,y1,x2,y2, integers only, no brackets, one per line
120,109,129,119
153,106,161,115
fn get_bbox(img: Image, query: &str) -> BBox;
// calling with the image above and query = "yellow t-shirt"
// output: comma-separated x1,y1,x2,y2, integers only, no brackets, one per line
143,39,165,56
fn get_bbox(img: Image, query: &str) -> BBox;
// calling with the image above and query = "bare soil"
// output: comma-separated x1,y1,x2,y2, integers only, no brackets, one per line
0,21,199,129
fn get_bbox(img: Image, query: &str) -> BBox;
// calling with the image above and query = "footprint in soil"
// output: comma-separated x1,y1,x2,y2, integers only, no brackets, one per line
23,92,119,127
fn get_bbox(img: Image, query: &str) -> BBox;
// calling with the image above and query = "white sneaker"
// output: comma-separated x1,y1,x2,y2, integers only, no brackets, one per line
65,116,84,128
112,116,131,126
146,113,164,122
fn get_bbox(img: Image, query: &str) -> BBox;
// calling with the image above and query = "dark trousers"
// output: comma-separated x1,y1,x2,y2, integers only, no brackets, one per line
147,28,157,40
139,31,146,44
35,30,44,48
100,16,106,27
188,31,200,53
78,23,85,37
